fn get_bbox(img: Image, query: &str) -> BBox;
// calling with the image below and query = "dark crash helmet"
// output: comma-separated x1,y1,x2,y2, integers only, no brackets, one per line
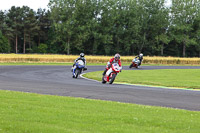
80,53,85,58
114,53,120,61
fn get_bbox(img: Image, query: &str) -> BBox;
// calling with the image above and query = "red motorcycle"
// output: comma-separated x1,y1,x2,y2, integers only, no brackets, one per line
102,63,122,84
129,58,140,69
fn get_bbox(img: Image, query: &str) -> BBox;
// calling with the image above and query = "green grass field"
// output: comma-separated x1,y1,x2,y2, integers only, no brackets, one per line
84,69,200,89
0,90,200,133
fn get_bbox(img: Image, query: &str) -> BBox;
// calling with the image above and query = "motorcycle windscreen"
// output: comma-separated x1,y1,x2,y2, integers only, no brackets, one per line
77,60,85,67
112,63,120,71
133,59,140,63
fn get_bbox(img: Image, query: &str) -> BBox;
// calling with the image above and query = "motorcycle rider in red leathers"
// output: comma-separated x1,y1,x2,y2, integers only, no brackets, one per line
102,53,122,81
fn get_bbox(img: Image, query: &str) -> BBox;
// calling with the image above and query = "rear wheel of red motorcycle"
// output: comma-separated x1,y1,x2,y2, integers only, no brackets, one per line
109,74,116,84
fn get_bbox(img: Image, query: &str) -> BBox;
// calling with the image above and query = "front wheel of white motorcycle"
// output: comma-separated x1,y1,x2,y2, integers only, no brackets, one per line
75,69,80,78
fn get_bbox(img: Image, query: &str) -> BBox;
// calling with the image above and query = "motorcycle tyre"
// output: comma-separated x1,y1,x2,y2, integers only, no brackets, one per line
102,76,106,84
109,74,116,84
75,69,80,78
129,64,133,68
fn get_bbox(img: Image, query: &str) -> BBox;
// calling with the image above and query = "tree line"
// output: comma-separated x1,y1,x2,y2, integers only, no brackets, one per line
0,0,200,57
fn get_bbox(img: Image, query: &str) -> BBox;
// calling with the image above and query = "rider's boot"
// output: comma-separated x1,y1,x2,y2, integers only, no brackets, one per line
71,64,75,72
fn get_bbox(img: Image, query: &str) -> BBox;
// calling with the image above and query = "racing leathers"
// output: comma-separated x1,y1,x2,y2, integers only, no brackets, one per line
103,57,122,81
135,55,143,66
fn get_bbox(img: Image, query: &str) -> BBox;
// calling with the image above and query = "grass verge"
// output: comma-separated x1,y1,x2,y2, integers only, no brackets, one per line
0,90,200,133
83,69,200,89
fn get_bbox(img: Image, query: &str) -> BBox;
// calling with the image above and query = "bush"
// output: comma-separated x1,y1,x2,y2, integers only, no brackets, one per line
37,43,48,53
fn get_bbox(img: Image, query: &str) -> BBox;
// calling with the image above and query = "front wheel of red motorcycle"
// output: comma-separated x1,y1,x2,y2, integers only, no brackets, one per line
109,74,116,84
102,76,106,84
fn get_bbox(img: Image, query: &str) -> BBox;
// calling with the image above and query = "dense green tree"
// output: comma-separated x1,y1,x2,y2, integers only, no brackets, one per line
121,0,139,55
6,6,23,53
0,10,14,52
21,6,39,53
49,0,77,54
97,0,115,55
152,0,170,56
136,0,169,55
0,30,10,52
23,7,39,53
170,0,199,57
36,9,51,46
0,11,6,32
1,0,200,57
192,6,200,57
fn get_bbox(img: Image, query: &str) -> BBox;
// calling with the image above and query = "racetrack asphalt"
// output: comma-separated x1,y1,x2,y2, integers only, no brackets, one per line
0,65,200,111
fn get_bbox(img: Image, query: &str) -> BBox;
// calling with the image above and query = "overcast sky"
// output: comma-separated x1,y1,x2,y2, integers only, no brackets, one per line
0,0,49,11
0,0,172,11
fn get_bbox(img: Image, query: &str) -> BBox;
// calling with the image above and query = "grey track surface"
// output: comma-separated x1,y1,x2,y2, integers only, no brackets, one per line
0,65,200,111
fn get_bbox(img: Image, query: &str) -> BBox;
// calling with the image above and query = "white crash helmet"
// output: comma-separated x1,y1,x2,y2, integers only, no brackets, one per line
139,53,143,57
114,53,120,60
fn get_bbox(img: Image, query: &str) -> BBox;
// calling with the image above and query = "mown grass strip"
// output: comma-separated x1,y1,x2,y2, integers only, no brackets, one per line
83,69,200,89
0,90,200,133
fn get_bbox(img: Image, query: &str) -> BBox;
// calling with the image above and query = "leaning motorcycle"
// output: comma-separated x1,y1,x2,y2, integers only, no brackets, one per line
72,60,86,78
102,63,122,84
129,58,140,69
